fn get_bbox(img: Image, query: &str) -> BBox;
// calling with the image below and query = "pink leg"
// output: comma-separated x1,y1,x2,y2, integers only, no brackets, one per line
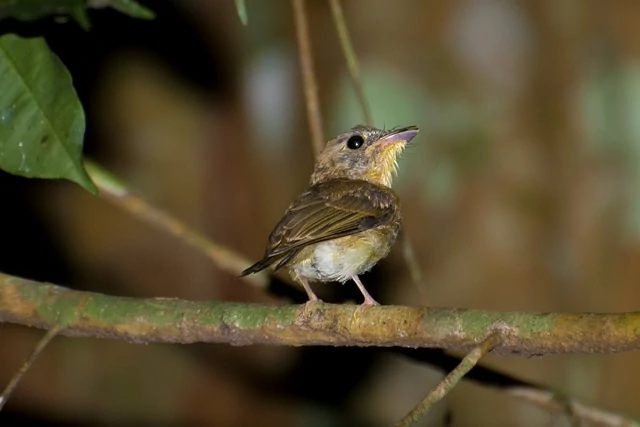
351,276,379,306
298,276,322,303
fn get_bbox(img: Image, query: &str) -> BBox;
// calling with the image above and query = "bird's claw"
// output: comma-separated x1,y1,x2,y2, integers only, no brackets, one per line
352,298,379,318
301,298,323,316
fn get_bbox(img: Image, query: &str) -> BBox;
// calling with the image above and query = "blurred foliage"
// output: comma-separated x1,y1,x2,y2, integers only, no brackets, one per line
234,0,247,26
95,0,155,20
0,0,90,29
0,0,153,30
583,61,640,236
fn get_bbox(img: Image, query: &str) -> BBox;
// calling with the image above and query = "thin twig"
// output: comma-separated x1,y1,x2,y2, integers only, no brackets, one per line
508,387,640,427
0,325,62,411
84,160,269,290
328,0,373,125
396,333,503,427
292,0,325,156
401,234,428,299
395,348,639,427
328,0,427,300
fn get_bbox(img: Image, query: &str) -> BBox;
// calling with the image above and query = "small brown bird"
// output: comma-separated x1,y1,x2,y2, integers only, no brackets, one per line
241,124,419,306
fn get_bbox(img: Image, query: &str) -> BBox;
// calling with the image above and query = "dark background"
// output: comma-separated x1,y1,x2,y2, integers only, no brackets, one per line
1,1,640,426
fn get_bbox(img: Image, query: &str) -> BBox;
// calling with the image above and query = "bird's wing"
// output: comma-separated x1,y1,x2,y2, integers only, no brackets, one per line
240,180,399,275
269,182,397,252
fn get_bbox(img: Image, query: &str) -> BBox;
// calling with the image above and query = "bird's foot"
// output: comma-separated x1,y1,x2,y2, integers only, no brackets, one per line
301,297,323,316
361,295,380,306
353,297,380,318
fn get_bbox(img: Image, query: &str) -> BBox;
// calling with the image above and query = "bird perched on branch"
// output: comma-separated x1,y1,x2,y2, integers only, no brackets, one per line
241,124,419,307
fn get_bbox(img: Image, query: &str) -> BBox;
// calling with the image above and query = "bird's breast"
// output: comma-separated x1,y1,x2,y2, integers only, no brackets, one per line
289,227,398,283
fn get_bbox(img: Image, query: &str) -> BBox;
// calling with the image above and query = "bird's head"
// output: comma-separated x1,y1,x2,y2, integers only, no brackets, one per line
311,124,419,187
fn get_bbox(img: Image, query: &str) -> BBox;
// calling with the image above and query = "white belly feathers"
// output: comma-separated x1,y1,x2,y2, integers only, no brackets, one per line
292,234,386,283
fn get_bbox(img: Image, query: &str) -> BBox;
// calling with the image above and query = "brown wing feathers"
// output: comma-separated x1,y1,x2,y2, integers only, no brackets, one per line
239,179,398,276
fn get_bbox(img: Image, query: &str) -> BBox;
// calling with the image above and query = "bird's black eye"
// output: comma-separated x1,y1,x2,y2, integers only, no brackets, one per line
346,134,364,149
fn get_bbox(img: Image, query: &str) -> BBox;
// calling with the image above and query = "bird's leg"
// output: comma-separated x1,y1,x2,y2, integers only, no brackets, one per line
351,275,379,306
297,276,322,303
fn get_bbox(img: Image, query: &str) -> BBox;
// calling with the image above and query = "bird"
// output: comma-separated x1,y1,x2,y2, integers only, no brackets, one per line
240,124,419,307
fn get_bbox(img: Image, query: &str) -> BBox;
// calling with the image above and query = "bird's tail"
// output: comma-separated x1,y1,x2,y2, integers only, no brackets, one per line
238,257,274,277
239,250,299,277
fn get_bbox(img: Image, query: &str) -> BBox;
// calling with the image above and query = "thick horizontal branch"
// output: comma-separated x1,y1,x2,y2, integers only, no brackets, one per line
1,272,640,355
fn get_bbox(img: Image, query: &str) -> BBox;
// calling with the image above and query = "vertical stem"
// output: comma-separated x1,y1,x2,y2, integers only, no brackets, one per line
328,0,373,125
401,235,428,298
292,0,325,157
328,0,426,300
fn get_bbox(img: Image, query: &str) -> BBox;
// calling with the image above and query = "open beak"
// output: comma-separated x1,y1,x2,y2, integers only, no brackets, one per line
380,125,419,145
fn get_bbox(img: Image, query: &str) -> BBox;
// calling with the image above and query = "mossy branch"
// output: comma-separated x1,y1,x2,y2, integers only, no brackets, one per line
1,272,640,355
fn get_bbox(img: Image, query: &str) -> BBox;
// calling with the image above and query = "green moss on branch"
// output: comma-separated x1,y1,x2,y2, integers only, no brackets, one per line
1,272,640,355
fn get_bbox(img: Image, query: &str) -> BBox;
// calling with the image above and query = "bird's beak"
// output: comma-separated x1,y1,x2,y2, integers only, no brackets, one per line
379,125,419,145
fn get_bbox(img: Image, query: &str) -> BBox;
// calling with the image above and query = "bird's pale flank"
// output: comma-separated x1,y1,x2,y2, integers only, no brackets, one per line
241,124,419,306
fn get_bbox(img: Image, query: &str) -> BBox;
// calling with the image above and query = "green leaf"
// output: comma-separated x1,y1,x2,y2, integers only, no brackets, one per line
0,0,89,28
234,0,248,25
0,0,155,28
89,0,155,20
70,5,91,30
0,34,97,193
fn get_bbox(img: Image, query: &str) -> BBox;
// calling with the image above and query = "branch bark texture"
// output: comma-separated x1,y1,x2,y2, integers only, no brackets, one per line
1,273,640,355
